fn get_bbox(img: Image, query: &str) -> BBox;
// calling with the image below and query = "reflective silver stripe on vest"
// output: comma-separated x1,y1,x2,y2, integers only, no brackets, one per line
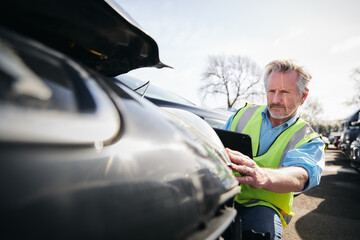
278,123,315,167
235,104,261,133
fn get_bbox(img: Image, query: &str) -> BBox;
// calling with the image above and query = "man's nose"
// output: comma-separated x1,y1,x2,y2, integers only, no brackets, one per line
272,91,282,103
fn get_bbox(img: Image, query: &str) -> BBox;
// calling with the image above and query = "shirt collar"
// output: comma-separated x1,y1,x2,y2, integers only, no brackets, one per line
261,106,299,129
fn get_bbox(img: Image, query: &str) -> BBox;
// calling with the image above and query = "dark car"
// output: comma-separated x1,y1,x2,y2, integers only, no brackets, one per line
115,74,233,129
349,114,360,171
328,132,341,144
328,131,342,148
0,1,240,239
340,109,360,157
350,127,360,171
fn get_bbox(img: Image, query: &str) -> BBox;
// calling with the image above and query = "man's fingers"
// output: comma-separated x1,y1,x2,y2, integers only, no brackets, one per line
235,175,254,185
230,163,245,173
230,163,253,176
226,148,253,166
225,148,246,157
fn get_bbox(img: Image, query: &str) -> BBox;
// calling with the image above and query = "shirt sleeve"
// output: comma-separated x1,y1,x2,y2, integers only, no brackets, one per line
282,137,325,192
222,114,235,130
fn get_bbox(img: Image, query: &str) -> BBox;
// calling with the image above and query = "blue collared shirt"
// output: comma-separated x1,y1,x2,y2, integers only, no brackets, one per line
222,106,325,191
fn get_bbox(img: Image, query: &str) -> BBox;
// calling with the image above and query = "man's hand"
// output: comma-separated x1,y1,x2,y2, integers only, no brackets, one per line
226,148,270,189
226,148,309,193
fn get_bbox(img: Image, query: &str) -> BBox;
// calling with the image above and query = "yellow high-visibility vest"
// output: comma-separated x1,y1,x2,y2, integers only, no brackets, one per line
230,103,319,227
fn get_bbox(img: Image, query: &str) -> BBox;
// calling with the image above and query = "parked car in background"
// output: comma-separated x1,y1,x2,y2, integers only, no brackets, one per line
329,131,342,149
350,128,360,172
333,135,342,148
328,131,342,145
115,74,233,128
340,109,360,157
0,1,241,239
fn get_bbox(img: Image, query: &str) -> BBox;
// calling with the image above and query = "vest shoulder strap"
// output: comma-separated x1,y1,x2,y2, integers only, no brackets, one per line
231,103,265,132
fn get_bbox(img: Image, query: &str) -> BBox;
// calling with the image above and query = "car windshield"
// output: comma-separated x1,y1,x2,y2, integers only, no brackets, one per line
116,75,195,106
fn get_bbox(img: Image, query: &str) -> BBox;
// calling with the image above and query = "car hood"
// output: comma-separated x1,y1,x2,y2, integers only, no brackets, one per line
0,0,168,76
161,108,233,167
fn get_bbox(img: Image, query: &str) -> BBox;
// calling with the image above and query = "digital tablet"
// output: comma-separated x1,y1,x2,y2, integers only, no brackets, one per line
213,128,253,159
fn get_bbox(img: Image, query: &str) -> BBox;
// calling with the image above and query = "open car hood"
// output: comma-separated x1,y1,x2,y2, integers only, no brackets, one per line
0,0,168,76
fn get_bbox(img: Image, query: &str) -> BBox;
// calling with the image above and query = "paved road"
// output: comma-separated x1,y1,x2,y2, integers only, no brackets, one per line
282,146,360,240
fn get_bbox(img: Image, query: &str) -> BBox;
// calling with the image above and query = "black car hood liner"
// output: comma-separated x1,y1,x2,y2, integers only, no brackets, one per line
0,0,168,76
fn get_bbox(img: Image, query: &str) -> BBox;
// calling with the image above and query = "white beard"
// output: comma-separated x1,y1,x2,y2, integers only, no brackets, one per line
268,105,299,119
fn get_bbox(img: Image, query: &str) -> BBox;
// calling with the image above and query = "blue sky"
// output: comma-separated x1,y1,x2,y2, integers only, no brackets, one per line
117,0,360,121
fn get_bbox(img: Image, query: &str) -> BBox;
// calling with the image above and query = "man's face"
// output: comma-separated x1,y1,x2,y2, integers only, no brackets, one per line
267,71,307,121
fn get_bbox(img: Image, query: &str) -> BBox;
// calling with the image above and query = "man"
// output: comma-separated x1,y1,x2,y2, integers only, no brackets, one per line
223,60,325,240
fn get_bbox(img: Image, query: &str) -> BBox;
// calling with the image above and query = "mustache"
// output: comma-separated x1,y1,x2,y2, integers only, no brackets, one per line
269,104,285,108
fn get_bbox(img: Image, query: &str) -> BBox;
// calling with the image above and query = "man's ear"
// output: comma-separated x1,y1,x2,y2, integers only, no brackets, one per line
300,89,309,105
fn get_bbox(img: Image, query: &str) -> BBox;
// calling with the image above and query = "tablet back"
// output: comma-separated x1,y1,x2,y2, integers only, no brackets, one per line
213,128,253,159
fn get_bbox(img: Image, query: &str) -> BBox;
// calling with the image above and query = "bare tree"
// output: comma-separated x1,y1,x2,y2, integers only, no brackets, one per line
299,97,323,130
199,55,264,108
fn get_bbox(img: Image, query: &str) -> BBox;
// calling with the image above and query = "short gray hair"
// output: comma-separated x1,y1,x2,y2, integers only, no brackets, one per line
263,60,312,95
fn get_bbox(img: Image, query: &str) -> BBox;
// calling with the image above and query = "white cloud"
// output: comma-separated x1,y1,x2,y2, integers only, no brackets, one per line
330,36,360,54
